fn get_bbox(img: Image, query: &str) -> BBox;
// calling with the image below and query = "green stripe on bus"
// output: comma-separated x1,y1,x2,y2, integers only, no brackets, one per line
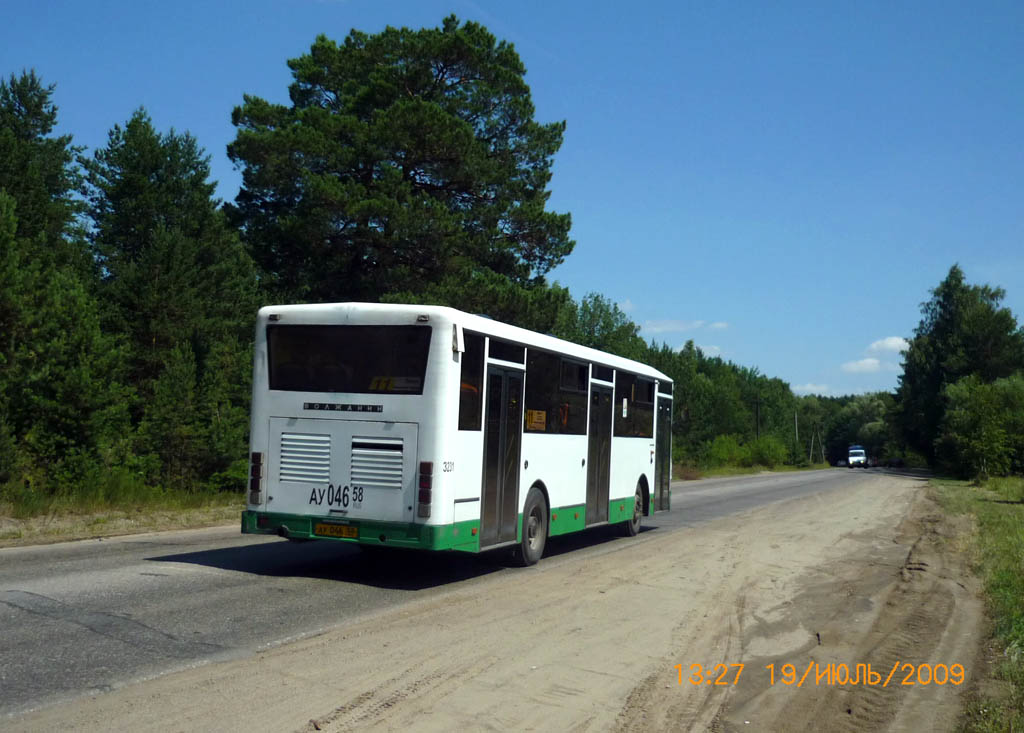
547,497,635,534
241,511,480,552
241,497,638,554
548,504,586,536
610,496,635,523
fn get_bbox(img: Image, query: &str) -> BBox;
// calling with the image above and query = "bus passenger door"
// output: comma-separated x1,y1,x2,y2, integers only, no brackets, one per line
480,367,523,548
655,397,672,511
586,385,612,525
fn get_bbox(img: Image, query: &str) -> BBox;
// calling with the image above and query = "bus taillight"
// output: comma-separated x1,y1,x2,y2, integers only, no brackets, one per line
249,452,263,504
417,461,432,518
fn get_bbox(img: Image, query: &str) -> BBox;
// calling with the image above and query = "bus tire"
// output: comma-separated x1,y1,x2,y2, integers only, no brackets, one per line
624,483,642,537
515,487,548,566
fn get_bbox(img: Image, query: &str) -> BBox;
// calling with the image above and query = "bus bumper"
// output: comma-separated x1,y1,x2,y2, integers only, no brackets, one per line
240,510,479,552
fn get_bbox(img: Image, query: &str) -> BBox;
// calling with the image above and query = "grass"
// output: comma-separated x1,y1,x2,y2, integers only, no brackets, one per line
0,480,244,548
674,462,832,480
932,476,1024,732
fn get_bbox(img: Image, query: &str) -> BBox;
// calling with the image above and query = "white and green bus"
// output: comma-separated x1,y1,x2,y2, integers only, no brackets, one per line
241,303,673,565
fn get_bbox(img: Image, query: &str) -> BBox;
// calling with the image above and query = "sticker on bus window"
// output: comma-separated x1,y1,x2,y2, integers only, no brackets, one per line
526,409,547,431
622,398,628,418
370,377,422,392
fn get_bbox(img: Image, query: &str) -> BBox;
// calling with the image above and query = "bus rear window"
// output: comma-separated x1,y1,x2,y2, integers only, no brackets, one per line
267,325,431,394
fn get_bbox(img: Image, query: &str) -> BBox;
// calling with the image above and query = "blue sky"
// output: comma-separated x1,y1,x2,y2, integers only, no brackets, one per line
4,0,1022,396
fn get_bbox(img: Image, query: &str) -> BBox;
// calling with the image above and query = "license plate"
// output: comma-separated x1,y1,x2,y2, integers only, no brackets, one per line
314,523,357,539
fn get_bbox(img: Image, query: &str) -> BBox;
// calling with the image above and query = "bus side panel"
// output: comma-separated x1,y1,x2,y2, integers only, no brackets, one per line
450,428,485,550
520,433,588,536
609,436,652,522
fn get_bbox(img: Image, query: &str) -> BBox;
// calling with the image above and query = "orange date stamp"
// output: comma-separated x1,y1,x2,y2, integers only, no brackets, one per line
676,661,966,687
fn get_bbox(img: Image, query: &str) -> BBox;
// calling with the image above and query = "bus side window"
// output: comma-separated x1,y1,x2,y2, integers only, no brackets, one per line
525,350,559,433
525,351,588,436
459,332,485,430
633,378,655,438
558,360,587,435
614,372,636,437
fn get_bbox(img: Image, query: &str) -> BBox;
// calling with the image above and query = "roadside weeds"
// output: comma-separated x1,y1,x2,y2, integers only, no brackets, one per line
932,476,1024,732
674,462,833,481
0,502,242,548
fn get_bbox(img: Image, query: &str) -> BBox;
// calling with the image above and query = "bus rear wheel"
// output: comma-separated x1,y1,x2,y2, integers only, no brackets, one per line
624,483,642,536
514,487,548,566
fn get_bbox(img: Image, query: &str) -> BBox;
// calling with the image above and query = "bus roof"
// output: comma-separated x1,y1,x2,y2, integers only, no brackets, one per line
258,302,673,384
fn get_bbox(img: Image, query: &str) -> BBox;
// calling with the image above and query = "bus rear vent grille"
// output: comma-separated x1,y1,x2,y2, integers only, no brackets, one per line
279,433,331,483
351,437,404,491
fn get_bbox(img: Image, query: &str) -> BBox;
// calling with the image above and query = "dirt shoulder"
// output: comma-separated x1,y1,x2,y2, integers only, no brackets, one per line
8,475,983,732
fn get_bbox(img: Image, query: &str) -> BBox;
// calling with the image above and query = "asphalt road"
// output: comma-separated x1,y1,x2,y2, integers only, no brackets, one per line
0,467,903,719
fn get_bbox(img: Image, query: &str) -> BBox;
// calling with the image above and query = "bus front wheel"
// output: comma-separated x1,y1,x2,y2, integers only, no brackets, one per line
515,488,548,566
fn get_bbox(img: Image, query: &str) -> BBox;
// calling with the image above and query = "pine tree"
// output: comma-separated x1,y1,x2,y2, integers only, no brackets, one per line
138,343,199,491
0,73,127,494
227,15,573,304
87,109,258,490
0,71,83,255
895,265,1024,462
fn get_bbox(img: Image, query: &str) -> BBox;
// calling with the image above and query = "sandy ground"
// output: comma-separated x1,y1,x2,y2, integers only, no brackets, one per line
7,475,983,732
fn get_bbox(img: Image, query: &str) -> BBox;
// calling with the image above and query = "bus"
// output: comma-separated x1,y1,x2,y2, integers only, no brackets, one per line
848,445,867,468
241,303,673,565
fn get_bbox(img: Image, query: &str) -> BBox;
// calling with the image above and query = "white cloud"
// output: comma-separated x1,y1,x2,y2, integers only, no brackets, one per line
868,336,909,354
618,298,636,314
698,344,721,356
794,383,830,395
841,358,881,374
708,321,728,330
644,319,705,334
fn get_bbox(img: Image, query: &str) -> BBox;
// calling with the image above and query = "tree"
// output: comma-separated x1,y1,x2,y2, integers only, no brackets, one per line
138,343,200,491
937,374,1024,479
640,338,804,466
89,109,226,268
0,190,130,490
895,265,1024,462
196,339,252,491
384,268,572,333
0,74,128,494
0,192,24,484
643,340,703,455
87,109,257,397
552,293,647,360
227,15,573,304
823,393,891,464
0,71,84,256
86,109,258,490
